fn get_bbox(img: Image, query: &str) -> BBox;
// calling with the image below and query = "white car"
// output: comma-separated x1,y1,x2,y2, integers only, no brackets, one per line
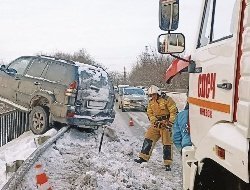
118,87,148,112
115,84,129,102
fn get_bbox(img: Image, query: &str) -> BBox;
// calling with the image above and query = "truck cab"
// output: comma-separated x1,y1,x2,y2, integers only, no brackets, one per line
157,0,250,189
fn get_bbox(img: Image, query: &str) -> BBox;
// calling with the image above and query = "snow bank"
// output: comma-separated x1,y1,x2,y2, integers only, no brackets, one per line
19,112,183,190
0,129,57,189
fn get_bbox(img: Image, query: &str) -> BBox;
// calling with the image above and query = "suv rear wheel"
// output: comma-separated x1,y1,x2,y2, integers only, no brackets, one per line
30,106,49,135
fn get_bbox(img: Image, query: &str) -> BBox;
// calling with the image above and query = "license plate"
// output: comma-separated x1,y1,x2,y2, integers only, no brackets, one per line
87,101,106,109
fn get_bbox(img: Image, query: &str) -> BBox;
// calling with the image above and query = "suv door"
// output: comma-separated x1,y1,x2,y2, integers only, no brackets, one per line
0,57,32,102
17,58,48,107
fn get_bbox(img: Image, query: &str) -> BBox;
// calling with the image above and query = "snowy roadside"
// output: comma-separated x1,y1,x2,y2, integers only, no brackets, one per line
0,93,186,189
0,129,58,189
0,102,15,114
166,92,187,112
18,111,183,190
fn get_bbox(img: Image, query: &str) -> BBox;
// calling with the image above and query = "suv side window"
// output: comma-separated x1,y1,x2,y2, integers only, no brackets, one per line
8,57,32,75
26,58,48,78
45,61,75,85
197,0,236,48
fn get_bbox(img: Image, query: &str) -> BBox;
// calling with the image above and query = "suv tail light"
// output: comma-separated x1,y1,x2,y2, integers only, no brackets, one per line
66,111,75,118
65,81,77,117
69,80,77,89
65,81,77,97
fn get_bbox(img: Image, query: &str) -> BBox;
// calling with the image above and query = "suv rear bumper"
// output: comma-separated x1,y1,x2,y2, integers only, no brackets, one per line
67,114,115,127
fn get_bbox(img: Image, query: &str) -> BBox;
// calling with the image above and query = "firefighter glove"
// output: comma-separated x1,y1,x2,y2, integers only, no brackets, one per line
154,120,167,128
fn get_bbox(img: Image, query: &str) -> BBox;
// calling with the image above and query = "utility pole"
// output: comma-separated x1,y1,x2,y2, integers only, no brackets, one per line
145,46,150,61
123,66,127,84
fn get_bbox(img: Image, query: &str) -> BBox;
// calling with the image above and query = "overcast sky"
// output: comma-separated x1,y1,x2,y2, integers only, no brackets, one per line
0,0,201,72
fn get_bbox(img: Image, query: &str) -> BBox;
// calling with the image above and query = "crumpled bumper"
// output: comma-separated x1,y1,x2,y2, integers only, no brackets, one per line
67,112,115,127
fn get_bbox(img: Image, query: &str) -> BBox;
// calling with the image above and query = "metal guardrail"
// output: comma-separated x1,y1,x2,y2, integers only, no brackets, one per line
0,110,29,147
2,126,70,190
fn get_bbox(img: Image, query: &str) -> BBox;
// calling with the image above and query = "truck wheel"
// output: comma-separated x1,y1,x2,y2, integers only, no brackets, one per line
224,171,249,190
30,106,49,135
194,160,220,190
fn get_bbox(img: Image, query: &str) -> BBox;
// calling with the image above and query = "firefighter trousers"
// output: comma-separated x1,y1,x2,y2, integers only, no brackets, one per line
139,126,173,166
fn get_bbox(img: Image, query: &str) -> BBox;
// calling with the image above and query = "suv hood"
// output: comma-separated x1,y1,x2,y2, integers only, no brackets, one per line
74,62,115,126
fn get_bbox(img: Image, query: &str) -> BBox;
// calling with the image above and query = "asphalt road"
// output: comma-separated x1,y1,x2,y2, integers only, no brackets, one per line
114,103,149,140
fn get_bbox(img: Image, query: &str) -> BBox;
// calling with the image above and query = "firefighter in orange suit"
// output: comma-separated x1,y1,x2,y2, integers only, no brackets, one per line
134,85,177,171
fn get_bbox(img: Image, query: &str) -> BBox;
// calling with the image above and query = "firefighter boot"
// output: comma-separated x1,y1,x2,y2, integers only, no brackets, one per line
134,157,147,164
165,165,171,171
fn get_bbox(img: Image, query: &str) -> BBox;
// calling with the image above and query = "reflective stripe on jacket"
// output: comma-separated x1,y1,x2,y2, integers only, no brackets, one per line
147,96,177,125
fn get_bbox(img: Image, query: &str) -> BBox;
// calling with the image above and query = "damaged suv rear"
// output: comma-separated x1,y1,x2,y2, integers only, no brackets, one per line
0,55,115,134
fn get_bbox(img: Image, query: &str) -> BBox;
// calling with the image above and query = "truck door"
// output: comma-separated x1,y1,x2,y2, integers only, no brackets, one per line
189,0,240,144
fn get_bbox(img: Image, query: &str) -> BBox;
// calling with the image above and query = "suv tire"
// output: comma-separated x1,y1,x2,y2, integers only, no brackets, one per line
30,106,49,135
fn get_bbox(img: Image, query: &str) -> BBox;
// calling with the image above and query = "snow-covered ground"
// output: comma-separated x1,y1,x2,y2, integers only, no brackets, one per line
0,93,187,190
0,102,14,114
0,129,58,188
166,92,187,112
20,112,183,190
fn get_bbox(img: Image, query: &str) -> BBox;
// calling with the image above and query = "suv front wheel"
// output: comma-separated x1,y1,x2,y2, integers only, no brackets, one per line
30,106,49,135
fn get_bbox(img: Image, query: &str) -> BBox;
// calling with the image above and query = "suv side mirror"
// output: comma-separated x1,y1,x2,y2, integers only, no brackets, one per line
159,0,179,31
158,33,185,54
0,65,6,71
6,68,17,76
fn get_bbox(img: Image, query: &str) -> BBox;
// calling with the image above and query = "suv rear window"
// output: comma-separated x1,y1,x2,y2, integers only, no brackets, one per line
44,61,76,85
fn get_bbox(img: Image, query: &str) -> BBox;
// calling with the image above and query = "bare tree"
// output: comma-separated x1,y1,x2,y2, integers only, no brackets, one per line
128,47,188,91
109,71,123,87
37,49,103,67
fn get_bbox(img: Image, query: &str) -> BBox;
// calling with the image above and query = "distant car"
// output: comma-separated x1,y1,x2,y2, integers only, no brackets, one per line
136,86,148,95
136,86,145,89
0,55,115,134
118,87,148,112
143,88,148,96
115,84,129,102
114,88,118,102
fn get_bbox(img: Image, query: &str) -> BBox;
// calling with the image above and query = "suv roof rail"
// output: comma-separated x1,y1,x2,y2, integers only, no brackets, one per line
38,55,75,65
39,55,59,60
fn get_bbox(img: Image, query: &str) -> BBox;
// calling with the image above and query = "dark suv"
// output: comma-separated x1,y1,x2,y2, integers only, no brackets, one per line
0,55,115,134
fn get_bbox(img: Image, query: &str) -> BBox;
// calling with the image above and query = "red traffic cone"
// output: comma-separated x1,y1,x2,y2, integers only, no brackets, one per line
35,163,52,190
129,118,134,127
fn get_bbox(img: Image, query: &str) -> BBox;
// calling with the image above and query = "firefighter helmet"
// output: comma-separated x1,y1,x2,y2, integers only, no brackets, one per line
148,85,161,95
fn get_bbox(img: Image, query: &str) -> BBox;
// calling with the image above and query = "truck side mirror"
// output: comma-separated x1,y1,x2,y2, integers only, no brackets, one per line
157,33,185,54
159,0,179,31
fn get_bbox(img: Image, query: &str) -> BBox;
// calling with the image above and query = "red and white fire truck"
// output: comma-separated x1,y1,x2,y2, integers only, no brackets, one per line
158,0,250,189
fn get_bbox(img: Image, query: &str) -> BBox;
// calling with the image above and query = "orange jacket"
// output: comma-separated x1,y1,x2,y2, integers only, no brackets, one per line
147,96,177,126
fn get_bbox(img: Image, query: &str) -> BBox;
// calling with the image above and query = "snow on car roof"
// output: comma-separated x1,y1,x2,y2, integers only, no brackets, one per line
75,62,108,81
75,62,111,102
